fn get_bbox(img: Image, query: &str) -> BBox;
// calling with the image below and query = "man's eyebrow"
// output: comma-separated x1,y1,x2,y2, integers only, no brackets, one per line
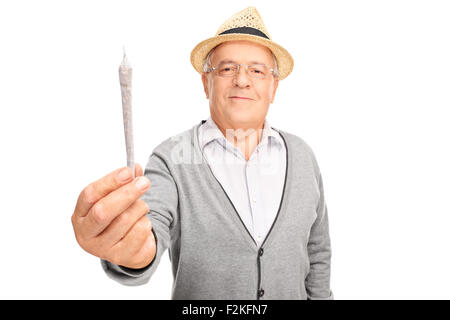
217,59,268,65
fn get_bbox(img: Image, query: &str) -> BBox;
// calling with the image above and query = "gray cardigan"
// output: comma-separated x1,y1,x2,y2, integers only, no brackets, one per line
101,120,333,300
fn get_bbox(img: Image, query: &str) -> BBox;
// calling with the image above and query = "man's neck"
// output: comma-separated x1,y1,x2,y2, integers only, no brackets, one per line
211,117,265,161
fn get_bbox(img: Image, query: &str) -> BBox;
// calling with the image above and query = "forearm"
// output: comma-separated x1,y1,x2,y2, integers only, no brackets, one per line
305,225,333,299
305,172,333,300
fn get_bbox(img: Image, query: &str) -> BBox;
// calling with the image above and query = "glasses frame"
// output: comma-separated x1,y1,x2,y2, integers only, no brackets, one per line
206,62,276,79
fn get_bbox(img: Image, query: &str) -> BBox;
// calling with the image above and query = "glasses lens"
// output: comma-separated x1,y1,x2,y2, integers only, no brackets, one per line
217,63,238,77
248,65,268,78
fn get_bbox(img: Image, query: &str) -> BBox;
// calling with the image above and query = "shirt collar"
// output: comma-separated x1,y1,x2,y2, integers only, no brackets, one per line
198,116,283,151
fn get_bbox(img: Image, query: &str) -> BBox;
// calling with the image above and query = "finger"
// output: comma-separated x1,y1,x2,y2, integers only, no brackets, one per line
74,166,134,218
112,215,152,262
81,176,150,238
96,199,150,246
135,163,143,177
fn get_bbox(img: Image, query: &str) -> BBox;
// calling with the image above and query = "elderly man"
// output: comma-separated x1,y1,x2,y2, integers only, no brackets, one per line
71,6,333,300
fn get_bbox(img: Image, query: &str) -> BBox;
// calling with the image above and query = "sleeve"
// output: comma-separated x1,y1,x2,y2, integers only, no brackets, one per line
305,170,334,300
100,153,179,286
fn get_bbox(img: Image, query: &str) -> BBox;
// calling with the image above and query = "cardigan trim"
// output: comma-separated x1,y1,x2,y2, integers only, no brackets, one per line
195,120,290,299
256,127,289,300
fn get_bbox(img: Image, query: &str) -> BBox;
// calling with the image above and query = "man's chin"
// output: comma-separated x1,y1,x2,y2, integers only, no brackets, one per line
226,111,257,126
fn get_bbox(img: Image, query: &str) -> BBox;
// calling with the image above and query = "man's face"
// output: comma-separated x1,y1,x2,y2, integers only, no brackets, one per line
201,40,279,130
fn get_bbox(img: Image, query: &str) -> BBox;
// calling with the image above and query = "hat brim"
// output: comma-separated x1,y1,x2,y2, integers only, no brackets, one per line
190,33,294,80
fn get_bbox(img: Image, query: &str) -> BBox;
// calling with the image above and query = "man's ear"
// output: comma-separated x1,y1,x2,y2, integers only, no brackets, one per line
270,77,279,103
201,73,209,99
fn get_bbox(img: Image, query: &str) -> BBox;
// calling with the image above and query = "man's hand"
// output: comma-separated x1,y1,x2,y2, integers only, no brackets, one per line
71,163,156,269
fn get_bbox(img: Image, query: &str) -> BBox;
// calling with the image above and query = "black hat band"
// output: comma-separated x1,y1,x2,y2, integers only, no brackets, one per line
218,26,269,40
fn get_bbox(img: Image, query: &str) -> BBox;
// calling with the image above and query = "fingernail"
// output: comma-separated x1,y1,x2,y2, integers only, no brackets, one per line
135,176,150,191
118,167,131,182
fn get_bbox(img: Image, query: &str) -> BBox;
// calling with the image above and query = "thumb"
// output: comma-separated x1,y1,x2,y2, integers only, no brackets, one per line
135,163,144,177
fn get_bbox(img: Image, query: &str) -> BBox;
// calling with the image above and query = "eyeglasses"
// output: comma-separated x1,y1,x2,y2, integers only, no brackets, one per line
206,62,276,79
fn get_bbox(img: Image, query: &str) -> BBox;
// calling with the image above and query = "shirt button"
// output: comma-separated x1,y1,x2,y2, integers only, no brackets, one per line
258,289,265,297
259,248,264,256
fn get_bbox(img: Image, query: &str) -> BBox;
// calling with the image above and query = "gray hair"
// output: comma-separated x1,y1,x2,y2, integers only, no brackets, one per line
202,46,280,78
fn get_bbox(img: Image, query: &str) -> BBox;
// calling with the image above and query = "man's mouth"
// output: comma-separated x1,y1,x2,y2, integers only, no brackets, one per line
229,96,252,100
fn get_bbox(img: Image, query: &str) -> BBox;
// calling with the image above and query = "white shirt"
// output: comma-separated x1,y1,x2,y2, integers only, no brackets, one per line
198,116,287,247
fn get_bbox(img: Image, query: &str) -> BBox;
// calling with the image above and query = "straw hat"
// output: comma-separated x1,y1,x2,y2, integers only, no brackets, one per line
190,6,294,80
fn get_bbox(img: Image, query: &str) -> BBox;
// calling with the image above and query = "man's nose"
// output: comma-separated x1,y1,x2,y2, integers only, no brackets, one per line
233,65,251,87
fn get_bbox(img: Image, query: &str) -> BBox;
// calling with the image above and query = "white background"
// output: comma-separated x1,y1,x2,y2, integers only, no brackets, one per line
0,0,449,299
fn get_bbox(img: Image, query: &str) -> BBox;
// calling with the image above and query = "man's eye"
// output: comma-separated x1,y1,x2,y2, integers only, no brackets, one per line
251,69,264,74
220,66,233,71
